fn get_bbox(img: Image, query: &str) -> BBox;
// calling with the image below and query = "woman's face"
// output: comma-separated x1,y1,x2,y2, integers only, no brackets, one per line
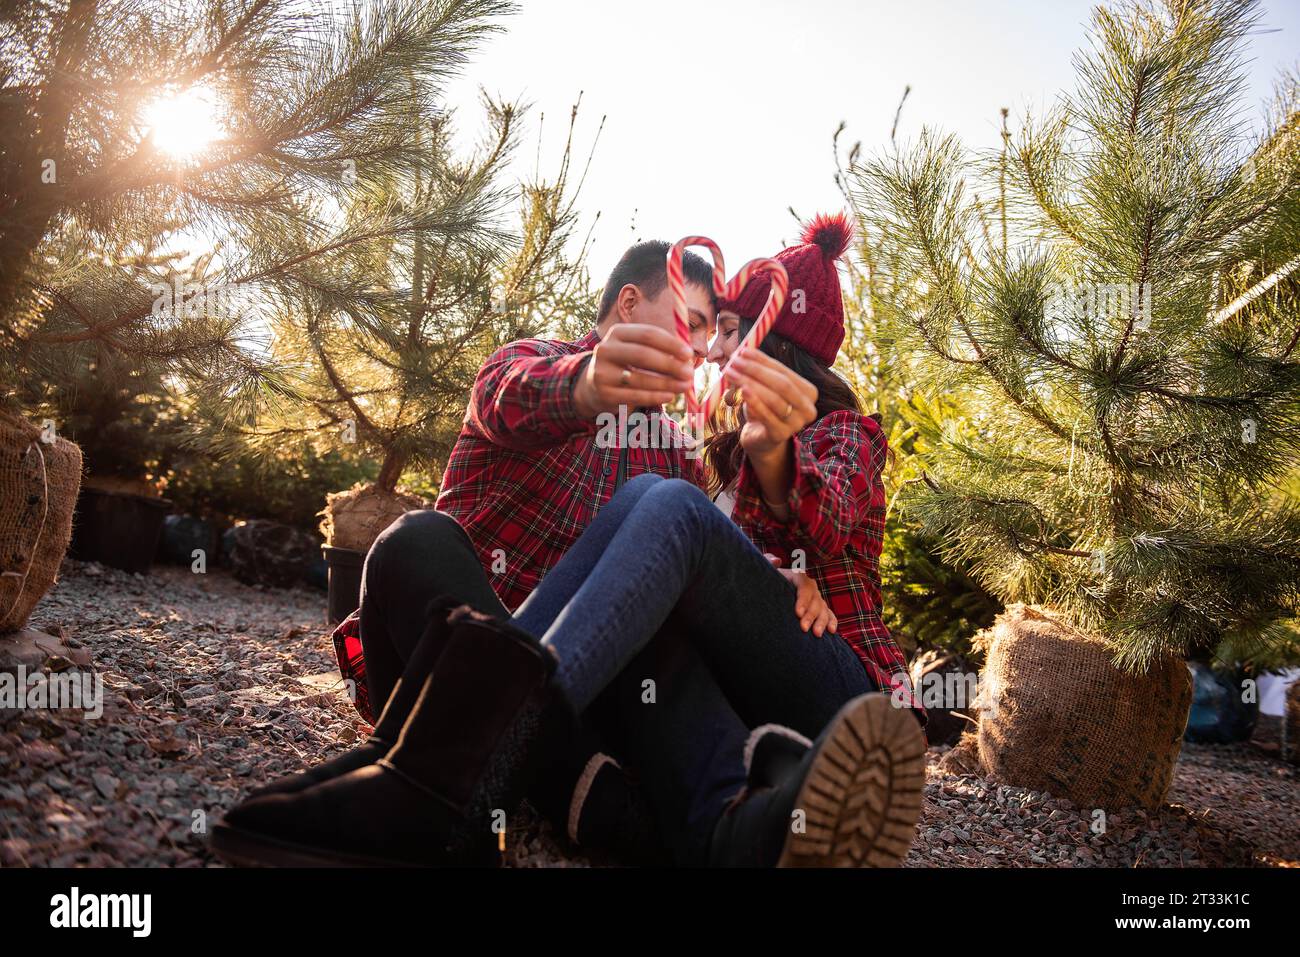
707,310,742,364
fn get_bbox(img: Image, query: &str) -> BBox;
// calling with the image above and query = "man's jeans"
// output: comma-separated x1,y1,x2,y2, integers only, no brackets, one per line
358,474,875,862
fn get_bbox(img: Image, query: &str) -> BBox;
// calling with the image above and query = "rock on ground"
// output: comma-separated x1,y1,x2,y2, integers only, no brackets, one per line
1,561,1294,867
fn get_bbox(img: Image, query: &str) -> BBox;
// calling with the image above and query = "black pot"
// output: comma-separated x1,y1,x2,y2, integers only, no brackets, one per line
1185,661,1259,744
156,514,218,566
70,488,172,574
322,545,365,624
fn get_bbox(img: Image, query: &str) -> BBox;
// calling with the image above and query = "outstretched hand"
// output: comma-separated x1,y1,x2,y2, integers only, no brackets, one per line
726,348,817,457
573,323,695,417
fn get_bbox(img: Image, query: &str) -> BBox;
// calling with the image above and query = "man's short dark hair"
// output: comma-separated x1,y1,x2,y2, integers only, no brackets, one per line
596,240,715,323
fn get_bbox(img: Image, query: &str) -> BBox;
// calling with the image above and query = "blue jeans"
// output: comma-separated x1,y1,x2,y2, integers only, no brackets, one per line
516,474,874,720
512,473,876,861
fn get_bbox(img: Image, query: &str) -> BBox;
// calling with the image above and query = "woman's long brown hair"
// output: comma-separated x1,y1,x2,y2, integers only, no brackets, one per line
703,315,863,495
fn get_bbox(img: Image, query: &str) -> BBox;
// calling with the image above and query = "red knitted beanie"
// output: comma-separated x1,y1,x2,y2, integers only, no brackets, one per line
721,211,853,365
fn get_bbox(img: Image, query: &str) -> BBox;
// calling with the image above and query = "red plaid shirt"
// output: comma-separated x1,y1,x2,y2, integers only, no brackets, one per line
731,410,922,718
433,329,704,609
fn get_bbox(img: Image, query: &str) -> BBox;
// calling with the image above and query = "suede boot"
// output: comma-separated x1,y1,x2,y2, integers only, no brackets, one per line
246,595,464,800
708,693,925,868
211,607,573,867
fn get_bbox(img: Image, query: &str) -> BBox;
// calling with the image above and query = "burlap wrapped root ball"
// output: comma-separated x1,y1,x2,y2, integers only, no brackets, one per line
975,604,1192,811
0,412,83,633
321,483,429,552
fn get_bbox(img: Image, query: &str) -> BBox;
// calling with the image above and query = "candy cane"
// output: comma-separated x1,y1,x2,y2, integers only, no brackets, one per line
700,257,788,419
667,239,789,419
667,237,729,414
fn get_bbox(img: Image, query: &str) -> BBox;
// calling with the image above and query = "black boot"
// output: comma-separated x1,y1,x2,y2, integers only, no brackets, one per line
245,596,464,800
525,720,667,866
743,723,812,789
211,607,573,867
565,752,668,866
708,693,926,868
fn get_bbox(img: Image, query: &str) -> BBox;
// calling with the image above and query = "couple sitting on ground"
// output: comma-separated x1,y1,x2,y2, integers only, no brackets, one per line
213,212,928,868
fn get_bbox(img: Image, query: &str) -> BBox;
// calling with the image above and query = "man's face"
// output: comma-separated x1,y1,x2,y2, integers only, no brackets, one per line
625,282,716,365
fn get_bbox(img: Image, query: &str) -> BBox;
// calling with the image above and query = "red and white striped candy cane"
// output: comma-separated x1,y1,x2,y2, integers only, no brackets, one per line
698,257,789,419
667,237,728,414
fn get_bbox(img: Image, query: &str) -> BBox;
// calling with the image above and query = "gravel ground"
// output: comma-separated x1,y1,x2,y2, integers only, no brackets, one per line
1,561,1295,868
909,734,1295,867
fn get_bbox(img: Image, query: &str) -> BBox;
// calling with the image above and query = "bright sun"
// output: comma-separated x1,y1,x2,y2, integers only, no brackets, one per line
142,86,223,159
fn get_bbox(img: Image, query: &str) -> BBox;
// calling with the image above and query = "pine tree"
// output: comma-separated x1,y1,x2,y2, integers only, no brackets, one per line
1,0,517,417
234,95,597,510
831,105,1001,660
850,0,1300,671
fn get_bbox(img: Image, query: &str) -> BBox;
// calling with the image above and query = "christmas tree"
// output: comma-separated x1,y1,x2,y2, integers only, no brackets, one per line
2,0,517,418
850,0,1300,671
832,99,1002,660
230,94,598,551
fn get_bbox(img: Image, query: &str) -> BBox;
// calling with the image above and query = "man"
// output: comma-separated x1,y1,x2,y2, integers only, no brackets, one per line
212,238,922,868
214,241,725,865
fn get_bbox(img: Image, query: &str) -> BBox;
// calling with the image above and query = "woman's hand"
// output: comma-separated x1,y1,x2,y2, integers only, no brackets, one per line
727,349,818,458
767,555,837,637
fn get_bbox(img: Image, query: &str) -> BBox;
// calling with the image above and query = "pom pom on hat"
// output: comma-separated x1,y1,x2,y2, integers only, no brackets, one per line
801,211,854,262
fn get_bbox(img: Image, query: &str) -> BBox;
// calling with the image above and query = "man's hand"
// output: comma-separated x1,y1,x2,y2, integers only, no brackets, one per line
766,554,837,637
573,324,695,418
726,348,818,458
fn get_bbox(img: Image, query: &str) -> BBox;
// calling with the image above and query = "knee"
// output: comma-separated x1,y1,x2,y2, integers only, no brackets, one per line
623,472,664,492
368,508,465,567
644,477,714,517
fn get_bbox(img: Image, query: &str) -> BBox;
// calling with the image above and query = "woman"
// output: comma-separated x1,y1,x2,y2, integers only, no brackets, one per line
215,214,924,869
704,211,918,707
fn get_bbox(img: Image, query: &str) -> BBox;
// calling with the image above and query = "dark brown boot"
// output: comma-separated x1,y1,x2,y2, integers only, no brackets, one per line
211,608,573,867
245,595,464,800
709,694,925,868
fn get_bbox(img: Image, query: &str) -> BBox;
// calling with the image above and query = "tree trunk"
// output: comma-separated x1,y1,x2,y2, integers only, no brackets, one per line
375,450,407,493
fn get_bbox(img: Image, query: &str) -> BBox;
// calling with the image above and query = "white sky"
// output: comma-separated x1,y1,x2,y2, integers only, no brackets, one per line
441,0,1300,280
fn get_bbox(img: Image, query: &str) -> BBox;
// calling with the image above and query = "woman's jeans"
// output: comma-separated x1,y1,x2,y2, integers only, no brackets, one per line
358,474,876,862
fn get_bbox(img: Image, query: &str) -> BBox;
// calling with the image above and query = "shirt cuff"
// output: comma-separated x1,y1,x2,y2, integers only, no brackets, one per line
546,351,598,436
733,436,819,531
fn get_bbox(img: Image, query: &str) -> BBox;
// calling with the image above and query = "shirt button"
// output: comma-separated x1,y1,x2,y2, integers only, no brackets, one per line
603,466,612,477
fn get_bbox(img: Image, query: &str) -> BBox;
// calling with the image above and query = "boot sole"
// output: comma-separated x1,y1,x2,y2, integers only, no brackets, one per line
777,693,926,868
210,822,435,868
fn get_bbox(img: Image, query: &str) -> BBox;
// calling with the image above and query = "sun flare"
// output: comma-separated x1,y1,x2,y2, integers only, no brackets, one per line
142,86,223,159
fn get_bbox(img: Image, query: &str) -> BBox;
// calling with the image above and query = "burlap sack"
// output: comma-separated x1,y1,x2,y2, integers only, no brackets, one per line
937,731,983,776
0,411,83,633
321,482,427,552
976,604,1192,811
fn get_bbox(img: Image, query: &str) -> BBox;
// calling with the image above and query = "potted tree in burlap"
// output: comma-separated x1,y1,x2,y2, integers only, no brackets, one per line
0,0,521,648
852,0,1300,810
237,98,596,621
